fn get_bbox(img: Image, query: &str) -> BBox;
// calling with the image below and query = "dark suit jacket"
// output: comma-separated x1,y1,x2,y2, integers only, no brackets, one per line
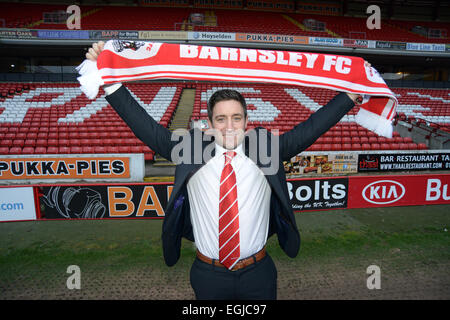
106,85,355,266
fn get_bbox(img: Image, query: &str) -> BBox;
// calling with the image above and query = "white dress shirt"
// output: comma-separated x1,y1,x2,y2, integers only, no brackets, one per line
187,142,272,260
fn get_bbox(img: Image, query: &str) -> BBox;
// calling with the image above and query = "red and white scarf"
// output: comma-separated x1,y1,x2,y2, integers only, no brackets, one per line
77,40,397,138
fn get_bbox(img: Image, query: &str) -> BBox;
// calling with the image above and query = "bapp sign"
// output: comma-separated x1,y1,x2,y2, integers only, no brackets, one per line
348,174,450,208
40,184,172,219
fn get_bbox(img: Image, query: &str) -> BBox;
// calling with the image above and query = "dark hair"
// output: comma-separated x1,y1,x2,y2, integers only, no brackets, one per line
207,89,247,121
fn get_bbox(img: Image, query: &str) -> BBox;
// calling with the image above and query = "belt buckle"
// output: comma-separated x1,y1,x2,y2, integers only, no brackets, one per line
230,261,242,272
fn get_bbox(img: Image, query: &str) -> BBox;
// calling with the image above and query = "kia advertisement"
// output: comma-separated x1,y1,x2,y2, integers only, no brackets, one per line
348,174,450,208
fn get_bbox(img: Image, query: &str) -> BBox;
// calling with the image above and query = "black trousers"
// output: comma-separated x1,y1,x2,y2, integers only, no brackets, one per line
190,253,277,300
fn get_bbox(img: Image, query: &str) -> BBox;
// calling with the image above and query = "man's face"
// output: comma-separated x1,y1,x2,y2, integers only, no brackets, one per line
207,99,248,150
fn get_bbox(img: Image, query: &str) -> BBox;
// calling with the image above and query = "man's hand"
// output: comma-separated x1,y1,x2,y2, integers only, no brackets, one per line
85,41,105,62
84,41,121,93
346,60,372,104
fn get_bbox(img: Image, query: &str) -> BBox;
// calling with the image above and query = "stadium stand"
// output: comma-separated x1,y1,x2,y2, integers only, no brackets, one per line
1,1,449,158
289,13,449,43
1,2,448,43
395,88,450,133
2,79,449,155
0,82,184,160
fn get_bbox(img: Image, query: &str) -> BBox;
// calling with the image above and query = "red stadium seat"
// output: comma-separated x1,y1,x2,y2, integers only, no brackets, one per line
130,146,143,153
9,147,22,154
118,146,131,153
13,139,25,148
417,143,428,150
22,147,35,154
36,139,47,147
59,146,71,154
107,146,120,153
331,144,341,151
24,139,36,147
70,139,81,147
390,143,400,150
35,147,47,154
70,146,83,154
342,143,352,150
0,139,13,147
380,143,391,150
58,139,70,147
82,146,95,153
407,143,418,150
309,144,321,152
94,146,107,153
46,146,59,154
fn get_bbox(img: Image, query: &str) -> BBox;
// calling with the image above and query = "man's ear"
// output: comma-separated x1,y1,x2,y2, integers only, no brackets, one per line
207,118,213,129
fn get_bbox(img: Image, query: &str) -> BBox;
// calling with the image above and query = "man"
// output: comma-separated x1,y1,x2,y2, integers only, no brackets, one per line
86,41,365,299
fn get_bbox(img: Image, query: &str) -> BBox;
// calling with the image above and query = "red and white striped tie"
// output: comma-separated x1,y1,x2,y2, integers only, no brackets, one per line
219,151,240,270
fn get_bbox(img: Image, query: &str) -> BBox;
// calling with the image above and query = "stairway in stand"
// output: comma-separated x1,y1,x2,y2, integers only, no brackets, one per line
153,88,196,167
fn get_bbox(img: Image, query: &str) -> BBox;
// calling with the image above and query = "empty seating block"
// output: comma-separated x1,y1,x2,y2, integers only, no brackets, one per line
2,2,447,43
2,82,447,157
0,82,184,158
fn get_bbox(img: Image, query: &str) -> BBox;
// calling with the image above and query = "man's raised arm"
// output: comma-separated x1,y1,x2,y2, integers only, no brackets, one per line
85,41,176,162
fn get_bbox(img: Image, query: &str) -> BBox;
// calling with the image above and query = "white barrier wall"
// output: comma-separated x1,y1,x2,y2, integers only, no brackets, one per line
0,186,36,222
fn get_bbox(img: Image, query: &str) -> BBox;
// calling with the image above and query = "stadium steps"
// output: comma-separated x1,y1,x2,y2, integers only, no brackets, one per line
204,10,217,26
325,28,341,38
282,14,307,31
153,88,196,167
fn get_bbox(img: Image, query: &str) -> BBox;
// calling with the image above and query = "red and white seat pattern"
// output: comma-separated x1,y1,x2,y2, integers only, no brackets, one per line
2,82,449,156
394,88,450,133
0,82,182,159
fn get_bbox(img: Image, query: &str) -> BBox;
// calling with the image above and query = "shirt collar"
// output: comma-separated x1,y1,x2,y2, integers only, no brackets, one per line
215,142,245,159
